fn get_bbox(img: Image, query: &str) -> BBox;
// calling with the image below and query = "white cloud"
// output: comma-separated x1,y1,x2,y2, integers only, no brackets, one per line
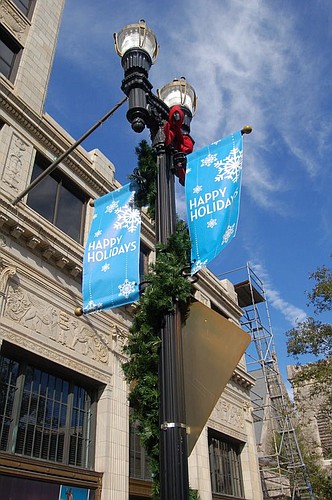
250,261,307,327
51,0,332,212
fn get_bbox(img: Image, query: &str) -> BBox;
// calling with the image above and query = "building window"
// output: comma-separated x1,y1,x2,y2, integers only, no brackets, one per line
139,245,150,284
0,25,22,81
27,152,88,244
208,429,245,499
0,350,96,469
11,0,33,17
129,418,152,482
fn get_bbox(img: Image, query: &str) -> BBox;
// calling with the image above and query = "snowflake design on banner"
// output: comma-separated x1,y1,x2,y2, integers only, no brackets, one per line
101,263,110,272
193,185,203,194
83,299,103,314
105,200,119,214
192,259,208,274
93,214,98,220
214,147,243,183
200,153,218,167
118,278,136,299
113,204,141,233
94,229,102,238
207,218,217,229
222,224,236,245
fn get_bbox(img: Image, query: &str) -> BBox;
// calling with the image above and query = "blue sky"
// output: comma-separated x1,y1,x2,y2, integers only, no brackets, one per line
45,0,332,386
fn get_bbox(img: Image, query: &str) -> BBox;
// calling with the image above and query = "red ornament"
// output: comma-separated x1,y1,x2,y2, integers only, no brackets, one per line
164,105,194,185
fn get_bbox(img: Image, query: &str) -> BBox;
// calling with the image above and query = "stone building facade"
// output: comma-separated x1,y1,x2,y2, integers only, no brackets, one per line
0,1,262,498
288,364,332,475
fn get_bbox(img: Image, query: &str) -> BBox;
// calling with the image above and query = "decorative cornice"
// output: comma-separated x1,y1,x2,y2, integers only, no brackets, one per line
0,195,83,279
231,366,256,389
0,86,117,196
1,325,112,384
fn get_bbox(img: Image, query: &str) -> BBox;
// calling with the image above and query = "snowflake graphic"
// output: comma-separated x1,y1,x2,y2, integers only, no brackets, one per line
201,153,218,167
211,139,222,146
214,147,243,183
94,229,102,238
193,185,203,194
101,263,110,272
113,204,141,233
93,214,98,220
118,278,136,299
83,299,103,313
105,200,119,213
207,218,217,229
191,259,208,274
186,167,192,174
222,224,236,245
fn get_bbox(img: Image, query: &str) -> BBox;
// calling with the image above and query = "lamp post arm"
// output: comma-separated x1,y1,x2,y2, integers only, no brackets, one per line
12,96,128,206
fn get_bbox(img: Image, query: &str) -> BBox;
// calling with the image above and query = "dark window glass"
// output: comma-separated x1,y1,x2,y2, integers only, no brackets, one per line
0,353,95,468
27,153,88,243
129,416,152,481
208,429,245,498
11,0,32,16
0,25,21,80
139,245,150,284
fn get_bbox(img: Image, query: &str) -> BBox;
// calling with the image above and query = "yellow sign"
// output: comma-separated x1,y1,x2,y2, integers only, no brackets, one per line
182,301,250,455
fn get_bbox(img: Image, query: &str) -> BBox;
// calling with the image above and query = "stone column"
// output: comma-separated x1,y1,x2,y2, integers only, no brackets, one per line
94,355,129,500
241,402,263,499
188,427,213,500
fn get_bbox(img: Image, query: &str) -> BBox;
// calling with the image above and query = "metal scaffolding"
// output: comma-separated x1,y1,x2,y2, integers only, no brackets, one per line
219,263,314,500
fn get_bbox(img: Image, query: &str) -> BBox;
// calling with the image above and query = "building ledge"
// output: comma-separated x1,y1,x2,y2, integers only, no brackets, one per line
0,194,83,280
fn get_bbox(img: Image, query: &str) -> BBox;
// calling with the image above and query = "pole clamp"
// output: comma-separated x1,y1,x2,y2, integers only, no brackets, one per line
161,422,189,433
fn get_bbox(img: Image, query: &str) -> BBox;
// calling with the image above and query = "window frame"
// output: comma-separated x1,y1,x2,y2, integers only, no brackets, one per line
0,24,22,82
208,428,245,499
0,347,97,470
129,414,152,482
139,244,150,284
27,152,89,244
10,0,35,18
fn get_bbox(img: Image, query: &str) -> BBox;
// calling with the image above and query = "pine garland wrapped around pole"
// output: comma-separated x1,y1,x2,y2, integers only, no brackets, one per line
123,141,198,499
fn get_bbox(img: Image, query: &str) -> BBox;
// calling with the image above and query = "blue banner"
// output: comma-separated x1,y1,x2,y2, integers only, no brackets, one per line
82,182,141,313
185,131,243,274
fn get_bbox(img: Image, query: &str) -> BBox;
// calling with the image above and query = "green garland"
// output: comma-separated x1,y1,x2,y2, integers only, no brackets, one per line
122,141,198,498
122,220,192,496
128,140,158,220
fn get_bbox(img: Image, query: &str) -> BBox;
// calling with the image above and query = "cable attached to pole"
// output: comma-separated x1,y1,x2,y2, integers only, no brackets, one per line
12,96,128,206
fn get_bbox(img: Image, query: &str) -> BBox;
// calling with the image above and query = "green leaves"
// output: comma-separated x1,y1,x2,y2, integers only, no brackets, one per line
286,254,332,498
286,254,332,363
286,318,332,358
307,260,332,314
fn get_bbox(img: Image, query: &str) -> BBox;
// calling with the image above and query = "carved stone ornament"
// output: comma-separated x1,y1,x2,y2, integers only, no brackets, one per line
4,281,110,364
214,399,245,431
3,135,29,191
0,264,17,295
0,329,112,384
110,323,127,345
0,234,6,247
0,0,28,42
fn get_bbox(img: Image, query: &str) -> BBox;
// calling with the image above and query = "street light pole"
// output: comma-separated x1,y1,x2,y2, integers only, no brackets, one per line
114,20,197,500
153,125,189,499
